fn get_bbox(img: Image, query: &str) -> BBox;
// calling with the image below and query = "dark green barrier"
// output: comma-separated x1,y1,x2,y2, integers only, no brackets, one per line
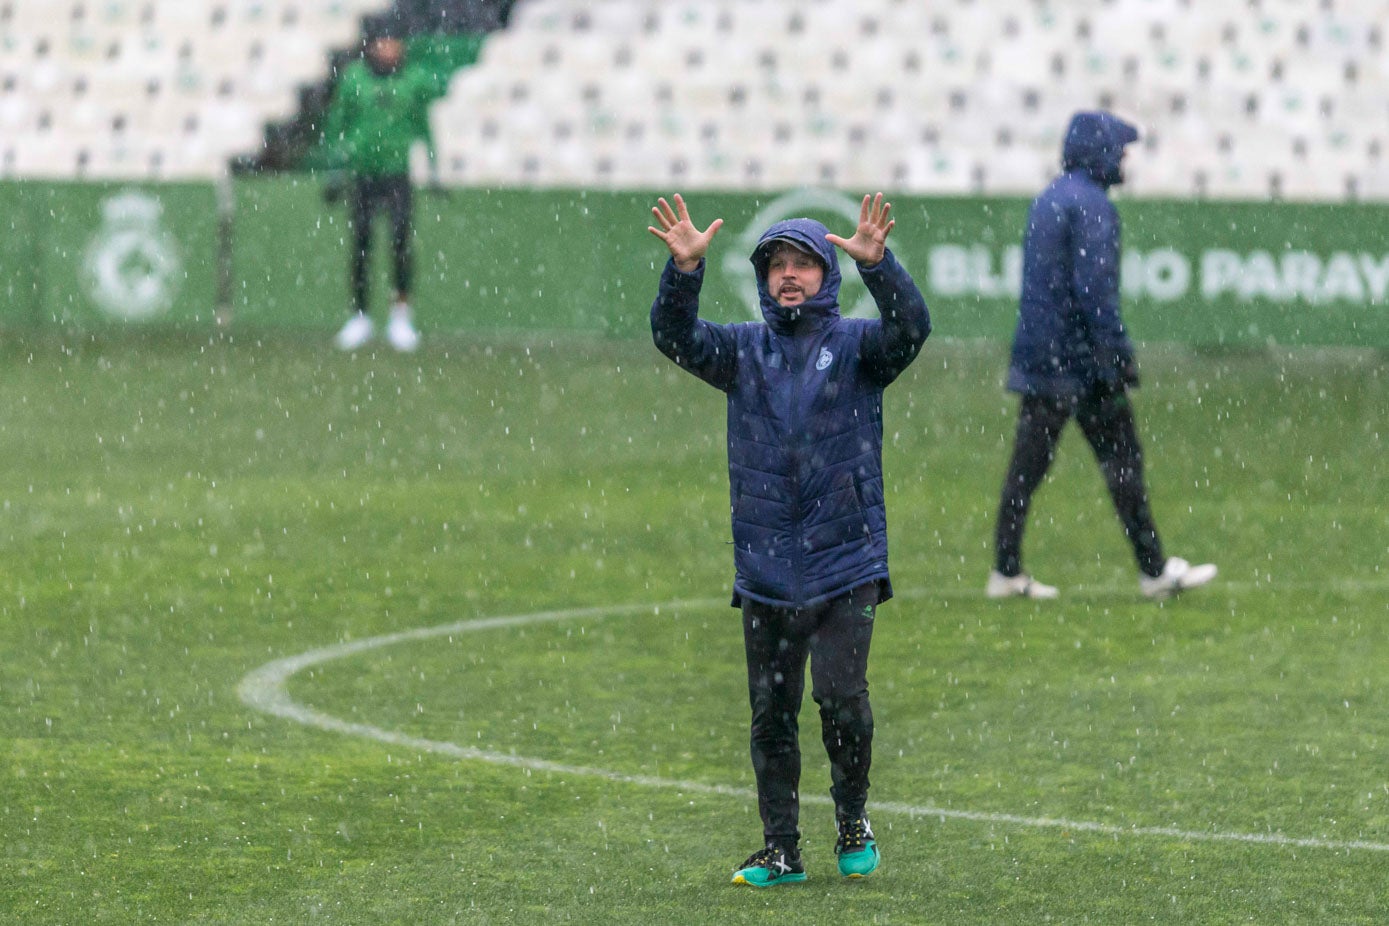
4,178,1388,347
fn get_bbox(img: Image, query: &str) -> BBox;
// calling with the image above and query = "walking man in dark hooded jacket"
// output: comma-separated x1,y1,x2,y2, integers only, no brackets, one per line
988,111,1215,601
648,192,930,886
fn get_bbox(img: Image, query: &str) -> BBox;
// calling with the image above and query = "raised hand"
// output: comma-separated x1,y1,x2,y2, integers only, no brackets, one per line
648,193,724,273
825,193,894,267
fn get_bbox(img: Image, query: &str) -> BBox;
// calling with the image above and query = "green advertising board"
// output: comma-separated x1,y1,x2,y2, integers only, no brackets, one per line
2,177,1387,348
0,181,218,328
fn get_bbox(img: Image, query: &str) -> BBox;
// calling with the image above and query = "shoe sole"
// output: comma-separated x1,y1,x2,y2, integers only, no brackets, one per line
838,845,880,879
1144,565,1218,600
1180,564,1218,589
731,872,807,887
986,587,1059,600
387,329,420,352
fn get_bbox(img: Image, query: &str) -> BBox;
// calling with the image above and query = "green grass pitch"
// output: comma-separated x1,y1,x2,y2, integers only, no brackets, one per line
2,328,1386,924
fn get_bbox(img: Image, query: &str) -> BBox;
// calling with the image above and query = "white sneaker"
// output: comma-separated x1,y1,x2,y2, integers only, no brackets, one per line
387,303,420,352
1140,557,1217,600
986,570,1059,600
334,313,373,350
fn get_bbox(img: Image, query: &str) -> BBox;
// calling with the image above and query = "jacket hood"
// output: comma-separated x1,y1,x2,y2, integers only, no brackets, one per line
750,218,841,333
1062,111,1139,187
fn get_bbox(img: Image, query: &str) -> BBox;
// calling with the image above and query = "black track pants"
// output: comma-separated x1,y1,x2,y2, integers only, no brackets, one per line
995,388,1165,578
741,583,878,848
348,174,414,313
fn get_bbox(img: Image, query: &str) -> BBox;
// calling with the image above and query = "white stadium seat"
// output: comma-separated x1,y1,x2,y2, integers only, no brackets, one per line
2,0,394,180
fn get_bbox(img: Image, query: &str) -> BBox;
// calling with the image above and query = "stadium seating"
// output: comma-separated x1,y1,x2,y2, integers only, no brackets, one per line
0,0,391,179
430,0,1389,201
4,0,1388,201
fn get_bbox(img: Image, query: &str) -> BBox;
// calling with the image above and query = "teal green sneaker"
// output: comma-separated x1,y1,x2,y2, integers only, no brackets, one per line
835,816,879,878
731,843,807,887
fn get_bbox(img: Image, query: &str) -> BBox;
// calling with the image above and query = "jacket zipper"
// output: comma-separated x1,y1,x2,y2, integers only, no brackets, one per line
787,329,828,606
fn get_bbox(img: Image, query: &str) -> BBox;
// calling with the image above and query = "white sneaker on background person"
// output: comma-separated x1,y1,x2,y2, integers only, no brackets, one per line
986,570,1059,600
387,302,420,352
1140,557,1217,600
335,313,373,351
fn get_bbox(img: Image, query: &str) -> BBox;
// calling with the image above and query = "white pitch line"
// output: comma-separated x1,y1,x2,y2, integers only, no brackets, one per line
237,597,1389,854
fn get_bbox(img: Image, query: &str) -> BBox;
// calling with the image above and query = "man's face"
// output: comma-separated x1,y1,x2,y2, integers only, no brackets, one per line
368,37,404,69
765,243,824,307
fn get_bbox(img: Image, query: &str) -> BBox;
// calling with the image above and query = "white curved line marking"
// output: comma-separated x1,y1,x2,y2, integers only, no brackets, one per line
237,597,1389,853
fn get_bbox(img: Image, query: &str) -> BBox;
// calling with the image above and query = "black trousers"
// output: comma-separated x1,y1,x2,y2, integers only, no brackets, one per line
995,388,1165,578
742,583,879,848
348,174,414,313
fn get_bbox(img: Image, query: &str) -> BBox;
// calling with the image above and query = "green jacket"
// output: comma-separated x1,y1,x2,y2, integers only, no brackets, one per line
321,58,438,177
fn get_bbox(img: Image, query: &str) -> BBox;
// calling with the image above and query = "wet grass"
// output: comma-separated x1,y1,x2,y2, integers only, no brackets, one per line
1,329,1386,924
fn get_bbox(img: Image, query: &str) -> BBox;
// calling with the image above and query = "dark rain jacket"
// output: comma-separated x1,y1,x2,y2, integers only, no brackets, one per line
651,218,930,608
1007,111,1140,397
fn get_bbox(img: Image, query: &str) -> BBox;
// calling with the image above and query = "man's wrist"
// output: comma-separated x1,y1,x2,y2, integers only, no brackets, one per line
857,249,891,271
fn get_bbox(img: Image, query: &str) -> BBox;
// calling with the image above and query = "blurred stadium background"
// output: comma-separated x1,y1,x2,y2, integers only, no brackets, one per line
4,0,1389,347
4,0,1388,198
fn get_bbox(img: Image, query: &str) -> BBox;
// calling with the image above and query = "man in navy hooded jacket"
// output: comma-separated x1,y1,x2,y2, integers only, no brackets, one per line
988,111,1215,601
648,192,929,886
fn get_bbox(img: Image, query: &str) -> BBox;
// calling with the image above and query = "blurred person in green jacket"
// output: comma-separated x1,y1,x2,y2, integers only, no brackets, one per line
321,16,440,352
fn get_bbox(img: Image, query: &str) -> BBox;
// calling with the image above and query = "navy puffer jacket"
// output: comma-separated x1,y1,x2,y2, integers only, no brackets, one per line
1008,111,1140,397
651,218,930,608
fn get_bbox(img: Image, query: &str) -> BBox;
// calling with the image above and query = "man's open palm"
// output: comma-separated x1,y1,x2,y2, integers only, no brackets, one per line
648,194,723,272
826,193,894,267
